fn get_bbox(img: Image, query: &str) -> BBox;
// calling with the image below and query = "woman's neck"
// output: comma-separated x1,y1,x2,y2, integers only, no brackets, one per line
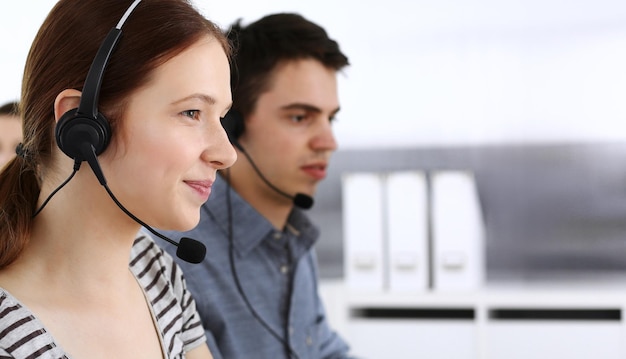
0,176,141,298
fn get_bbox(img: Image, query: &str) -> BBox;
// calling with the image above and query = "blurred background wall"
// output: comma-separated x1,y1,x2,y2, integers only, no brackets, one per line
3,0,626,147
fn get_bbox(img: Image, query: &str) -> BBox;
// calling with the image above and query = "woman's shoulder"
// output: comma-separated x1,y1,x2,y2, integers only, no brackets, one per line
0,289,68,358
129,229,190,304
130,229,180,283
130,230,206,355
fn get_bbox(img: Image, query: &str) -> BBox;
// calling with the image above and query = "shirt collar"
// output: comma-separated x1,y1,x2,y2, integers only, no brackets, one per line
285,206,319,260
204,174,319,257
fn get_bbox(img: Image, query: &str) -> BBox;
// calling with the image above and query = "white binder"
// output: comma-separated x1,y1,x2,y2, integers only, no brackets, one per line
342,172,385,291
431,170,485,291
386,171,428,292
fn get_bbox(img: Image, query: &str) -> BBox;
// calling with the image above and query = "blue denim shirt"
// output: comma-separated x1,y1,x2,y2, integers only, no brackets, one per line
154,175,352,359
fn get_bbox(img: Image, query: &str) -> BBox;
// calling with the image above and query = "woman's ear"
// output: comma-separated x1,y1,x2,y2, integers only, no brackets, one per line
54,89,82,123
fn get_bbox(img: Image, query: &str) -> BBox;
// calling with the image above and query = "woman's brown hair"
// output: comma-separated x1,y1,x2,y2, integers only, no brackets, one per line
0,0,230,269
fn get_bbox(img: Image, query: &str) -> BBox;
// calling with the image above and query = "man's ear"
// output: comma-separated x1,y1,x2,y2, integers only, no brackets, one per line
54,89,82,123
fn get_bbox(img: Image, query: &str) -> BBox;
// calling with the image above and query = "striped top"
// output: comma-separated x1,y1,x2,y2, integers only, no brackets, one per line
0,233,206,358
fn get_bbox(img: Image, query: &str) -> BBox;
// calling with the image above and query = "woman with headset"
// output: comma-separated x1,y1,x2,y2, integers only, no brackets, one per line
0,0,236,357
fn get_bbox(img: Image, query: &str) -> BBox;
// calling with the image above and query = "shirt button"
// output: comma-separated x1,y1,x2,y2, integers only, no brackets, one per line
289,327,294,336
306,336,313,346
273,232,282,240
280,265,289,274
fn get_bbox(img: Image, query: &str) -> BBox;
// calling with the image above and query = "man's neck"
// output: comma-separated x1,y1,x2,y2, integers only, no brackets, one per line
220,170,293,230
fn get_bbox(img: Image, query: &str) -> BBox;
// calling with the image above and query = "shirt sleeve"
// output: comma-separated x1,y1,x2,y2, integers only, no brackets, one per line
0,347,14,358
175,263,208,352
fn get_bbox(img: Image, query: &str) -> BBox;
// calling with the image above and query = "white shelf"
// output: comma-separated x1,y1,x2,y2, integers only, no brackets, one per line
320,280,626,359
346,285,626,309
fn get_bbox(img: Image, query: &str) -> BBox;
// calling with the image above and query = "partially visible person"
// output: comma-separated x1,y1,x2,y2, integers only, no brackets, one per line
155,13,355,359
0,101,21,169
0,0,236,357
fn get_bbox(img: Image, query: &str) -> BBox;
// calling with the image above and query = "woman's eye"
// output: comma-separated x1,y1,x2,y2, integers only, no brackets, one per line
181,110,200,119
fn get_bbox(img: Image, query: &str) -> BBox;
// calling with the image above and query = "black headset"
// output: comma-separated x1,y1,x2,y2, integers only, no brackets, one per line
221,109,245,149
55,0,142,164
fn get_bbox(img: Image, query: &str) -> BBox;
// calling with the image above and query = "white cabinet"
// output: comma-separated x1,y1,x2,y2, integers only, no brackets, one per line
348,318,477,359
333,168,626,359
486,321,623,359
324,287,626,359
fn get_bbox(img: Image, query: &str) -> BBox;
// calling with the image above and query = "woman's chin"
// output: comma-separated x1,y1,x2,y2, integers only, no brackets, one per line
175,216,201,232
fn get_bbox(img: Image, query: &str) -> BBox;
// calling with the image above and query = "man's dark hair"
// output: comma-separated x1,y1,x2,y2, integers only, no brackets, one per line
226,13,349,117
0,101,19,116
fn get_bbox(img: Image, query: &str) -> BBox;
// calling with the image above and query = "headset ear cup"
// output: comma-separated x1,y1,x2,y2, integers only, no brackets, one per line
221,109,245,142
55,109,112,161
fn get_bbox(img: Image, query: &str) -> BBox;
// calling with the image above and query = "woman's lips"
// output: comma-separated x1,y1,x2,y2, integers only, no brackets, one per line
185,180,213,200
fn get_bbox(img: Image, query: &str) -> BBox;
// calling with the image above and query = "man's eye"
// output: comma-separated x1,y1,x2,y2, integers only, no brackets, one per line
289,114,307,123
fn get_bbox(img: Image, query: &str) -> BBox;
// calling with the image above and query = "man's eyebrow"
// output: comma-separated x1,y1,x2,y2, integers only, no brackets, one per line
171,93,217,106
281,103,341,116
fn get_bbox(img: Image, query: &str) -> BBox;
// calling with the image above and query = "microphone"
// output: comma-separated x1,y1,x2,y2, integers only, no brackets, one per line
81,142,207,264
235,142,314,209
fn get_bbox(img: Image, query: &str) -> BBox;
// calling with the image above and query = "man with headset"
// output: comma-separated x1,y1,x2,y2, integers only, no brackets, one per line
154,12,354,359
